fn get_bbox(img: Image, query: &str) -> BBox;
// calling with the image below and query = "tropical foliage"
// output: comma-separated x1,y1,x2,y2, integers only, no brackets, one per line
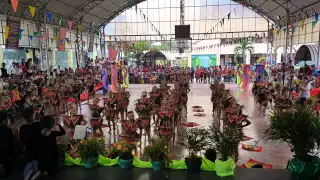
208,125,242,161
264,103,320,162
234,38,254,64
179,128,210,158
77,138,106,161
144,137,172,168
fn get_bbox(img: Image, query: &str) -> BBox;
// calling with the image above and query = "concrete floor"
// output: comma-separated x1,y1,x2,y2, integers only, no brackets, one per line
75,83,293,169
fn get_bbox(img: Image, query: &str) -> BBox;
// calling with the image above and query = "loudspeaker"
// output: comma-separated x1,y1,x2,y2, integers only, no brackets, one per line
175,25,190,39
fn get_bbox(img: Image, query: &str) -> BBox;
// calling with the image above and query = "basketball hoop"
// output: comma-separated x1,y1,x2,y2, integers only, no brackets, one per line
170,38,192,54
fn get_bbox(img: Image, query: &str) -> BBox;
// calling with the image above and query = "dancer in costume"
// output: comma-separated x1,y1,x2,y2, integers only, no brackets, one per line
239,65,251,90
116,87,130,121
236,65,242,87
111,62,119,93
101,65,109,95
89,98,104,137
122,63,129,89
64,102,87,140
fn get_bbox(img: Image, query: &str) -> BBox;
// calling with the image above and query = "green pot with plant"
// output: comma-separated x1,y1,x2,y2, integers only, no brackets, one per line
265,104,320,178
209,125,241,177
144,137,172,171
115,140,137,169
179,128,209,173
57,141,68,169
77,138,106,168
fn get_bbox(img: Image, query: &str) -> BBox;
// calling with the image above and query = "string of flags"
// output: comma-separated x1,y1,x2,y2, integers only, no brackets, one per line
139,9,165,40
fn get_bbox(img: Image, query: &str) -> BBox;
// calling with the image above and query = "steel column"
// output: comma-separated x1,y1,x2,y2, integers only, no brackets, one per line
267,21,274,63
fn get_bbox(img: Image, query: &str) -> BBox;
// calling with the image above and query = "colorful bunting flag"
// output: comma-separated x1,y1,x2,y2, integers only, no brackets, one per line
18,29,23,33
68,20,72,30
292,26,296,33
55,36,59,41
314,13,319,23
289,24,293,29
46,12,52,23
300,19,305,30
227,13,231,20
77,24,82,32
312,21,317,29
58,17,62,25
29,35,33,41
45,33,49,40
11,0,18,13
39,36,43,41
33,32,38,37
28,5,35,17
4,26,9,39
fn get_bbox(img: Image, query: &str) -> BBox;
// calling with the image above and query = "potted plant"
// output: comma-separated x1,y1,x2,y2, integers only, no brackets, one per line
57,141,68,169
144,137,172,171
116,140,137,169
77,138,105,168
179,128,209,173
264,104,320,178
209,125,241,177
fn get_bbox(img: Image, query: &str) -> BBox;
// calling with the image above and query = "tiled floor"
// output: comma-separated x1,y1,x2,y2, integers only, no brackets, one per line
74,83,292,169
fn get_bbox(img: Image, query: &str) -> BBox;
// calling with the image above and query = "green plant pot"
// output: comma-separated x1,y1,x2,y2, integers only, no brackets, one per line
185,157,202,173
152,161,163,171
84,157,98,169
119,158,133,169
288,157,320,178
215,157,236,177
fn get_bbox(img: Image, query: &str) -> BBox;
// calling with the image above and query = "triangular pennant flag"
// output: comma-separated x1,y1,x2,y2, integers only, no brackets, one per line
77,24,82,32
46,12,52,23
289,24,293,29
28,5,35,17
55,35,59,41
312,21,317,29
29,35,33,41
4,26,9,39
276,29,280,36
58,17,62,25
220,21,223,27
315,13,319,23
45,33,49,40
300,19,305,30
241,0,248,7
39,36,43,41
59,39,63,45
18,29,23,33
227,13,231,20
11,0,18,13
17,33,22,40
67,40,71,46
66,38,69,42
33,31,38,37
292,26,296,33
283,28,286,33
222,18,225,25
68,20,72,30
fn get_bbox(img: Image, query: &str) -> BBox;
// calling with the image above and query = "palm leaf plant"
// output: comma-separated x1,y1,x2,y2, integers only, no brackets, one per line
144,137,172,171
234,38,254,64
264,103,320,177
179,128,210,173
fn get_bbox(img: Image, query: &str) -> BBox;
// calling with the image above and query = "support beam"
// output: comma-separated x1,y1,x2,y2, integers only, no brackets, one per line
284,7,293,64
75,21,84,68
267,21,274,64
71,0,105,21
180,0,185,25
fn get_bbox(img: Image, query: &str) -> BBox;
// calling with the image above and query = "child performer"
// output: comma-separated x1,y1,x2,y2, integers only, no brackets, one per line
89,98,104,137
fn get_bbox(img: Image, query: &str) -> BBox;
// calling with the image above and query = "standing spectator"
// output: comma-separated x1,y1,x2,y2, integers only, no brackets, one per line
38,116,66,176
1,63,8,78
0,111,14,177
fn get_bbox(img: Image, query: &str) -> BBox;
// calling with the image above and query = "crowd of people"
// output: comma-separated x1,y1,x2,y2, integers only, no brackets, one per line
0,58,193,179
0,56,319,179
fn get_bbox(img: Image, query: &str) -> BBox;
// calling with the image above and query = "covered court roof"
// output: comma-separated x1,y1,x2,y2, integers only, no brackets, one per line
0,0,319,32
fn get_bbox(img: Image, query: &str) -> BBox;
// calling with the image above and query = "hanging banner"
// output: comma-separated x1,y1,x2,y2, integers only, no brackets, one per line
57,27,66,51
6,18,20,49
4,26,9,39
88,35,94,52
108,44,118,60
28,5,35,17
